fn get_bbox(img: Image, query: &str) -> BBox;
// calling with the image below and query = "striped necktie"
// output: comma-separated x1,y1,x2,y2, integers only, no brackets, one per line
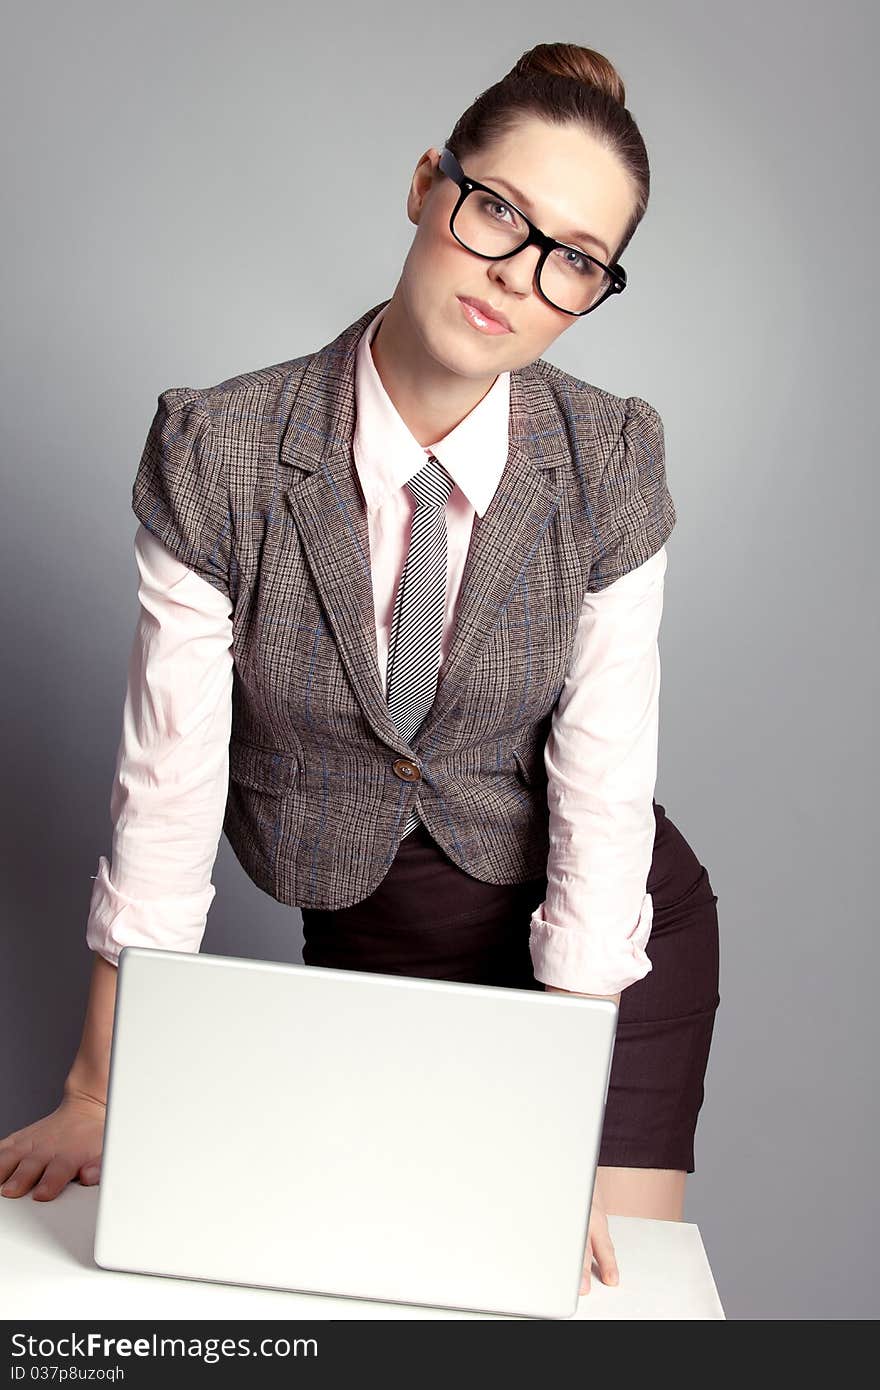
386,453,455,839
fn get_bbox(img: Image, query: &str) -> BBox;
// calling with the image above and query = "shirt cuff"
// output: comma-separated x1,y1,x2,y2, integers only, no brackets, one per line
528,891,654,995
85,855,214,966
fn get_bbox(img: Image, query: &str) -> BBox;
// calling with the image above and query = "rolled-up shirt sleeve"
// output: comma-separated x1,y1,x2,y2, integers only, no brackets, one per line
86,523,234,966
529,544,668,995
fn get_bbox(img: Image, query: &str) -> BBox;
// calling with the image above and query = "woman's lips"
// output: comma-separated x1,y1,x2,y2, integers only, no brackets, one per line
457,296,512,335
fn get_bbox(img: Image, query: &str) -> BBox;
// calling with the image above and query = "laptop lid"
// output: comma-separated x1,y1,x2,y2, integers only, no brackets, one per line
94,947,617,1319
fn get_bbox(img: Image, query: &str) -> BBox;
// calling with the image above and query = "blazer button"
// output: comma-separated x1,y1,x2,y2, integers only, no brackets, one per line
392,757,421,782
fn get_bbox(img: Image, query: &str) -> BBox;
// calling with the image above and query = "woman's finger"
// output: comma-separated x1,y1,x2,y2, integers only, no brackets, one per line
590,1218,619,1287
32,1155,80,1202
1,1156,46,1196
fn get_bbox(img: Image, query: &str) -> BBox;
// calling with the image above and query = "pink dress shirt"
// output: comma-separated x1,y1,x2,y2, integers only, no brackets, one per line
87,303,668,994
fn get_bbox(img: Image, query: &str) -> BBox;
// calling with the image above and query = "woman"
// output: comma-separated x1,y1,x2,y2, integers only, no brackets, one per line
0,42,720,1301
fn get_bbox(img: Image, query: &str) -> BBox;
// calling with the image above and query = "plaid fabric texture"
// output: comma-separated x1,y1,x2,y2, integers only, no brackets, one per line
131,298,676,910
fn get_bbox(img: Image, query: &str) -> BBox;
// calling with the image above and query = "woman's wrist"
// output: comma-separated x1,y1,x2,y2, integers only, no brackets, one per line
544,984,621,1006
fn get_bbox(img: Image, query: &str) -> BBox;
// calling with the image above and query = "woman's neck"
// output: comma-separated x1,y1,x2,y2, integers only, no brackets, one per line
370,294,499,448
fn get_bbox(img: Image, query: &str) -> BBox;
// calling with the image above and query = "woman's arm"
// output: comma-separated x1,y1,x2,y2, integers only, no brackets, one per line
528,545,668,997
79,524,233,1089
85,524,234,968
63,954,119,1105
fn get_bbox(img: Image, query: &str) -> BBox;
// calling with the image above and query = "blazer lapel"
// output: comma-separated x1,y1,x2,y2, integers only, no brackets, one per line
278,301,403,751
277,299,572,755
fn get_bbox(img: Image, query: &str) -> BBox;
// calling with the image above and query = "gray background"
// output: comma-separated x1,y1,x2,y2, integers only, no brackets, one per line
2,0,876,1320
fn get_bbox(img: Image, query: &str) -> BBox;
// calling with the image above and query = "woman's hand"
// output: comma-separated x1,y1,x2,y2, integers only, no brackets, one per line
581,1170,619,1295
0,1090,105,1201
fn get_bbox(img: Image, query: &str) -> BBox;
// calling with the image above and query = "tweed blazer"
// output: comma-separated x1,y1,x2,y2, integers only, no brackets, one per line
131,298,676,910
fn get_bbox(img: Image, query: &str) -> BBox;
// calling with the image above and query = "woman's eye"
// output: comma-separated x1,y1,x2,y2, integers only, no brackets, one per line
555,247,594,276
483,197,514,222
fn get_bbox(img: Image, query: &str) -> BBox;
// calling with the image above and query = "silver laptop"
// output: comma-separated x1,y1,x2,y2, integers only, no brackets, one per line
93,946,617,1319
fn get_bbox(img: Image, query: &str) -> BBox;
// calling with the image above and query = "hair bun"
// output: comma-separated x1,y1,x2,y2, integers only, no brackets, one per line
508,42,626,107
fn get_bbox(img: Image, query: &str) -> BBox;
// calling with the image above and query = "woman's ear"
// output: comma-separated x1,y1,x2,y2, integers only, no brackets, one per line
407,148,442,224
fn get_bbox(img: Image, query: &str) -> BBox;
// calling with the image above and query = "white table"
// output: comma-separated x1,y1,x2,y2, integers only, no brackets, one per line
1,1185,724,1320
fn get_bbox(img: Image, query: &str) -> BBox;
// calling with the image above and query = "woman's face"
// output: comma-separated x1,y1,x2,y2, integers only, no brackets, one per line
396,115,638,381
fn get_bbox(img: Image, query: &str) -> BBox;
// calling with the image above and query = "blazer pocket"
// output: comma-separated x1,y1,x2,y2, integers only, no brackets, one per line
228,740,300,796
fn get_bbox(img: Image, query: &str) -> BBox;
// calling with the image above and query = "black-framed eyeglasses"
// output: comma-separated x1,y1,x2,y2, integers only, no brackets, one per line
437,146,627,317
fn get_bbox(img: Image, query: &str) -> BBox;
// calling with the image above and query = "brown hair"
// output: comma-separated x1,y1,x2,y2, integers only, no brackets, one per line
443,42,650,265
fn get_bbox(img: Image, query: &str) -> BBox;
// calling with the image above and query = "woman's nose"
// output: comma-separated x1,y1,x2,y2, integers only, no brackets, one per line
488,245,543,297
